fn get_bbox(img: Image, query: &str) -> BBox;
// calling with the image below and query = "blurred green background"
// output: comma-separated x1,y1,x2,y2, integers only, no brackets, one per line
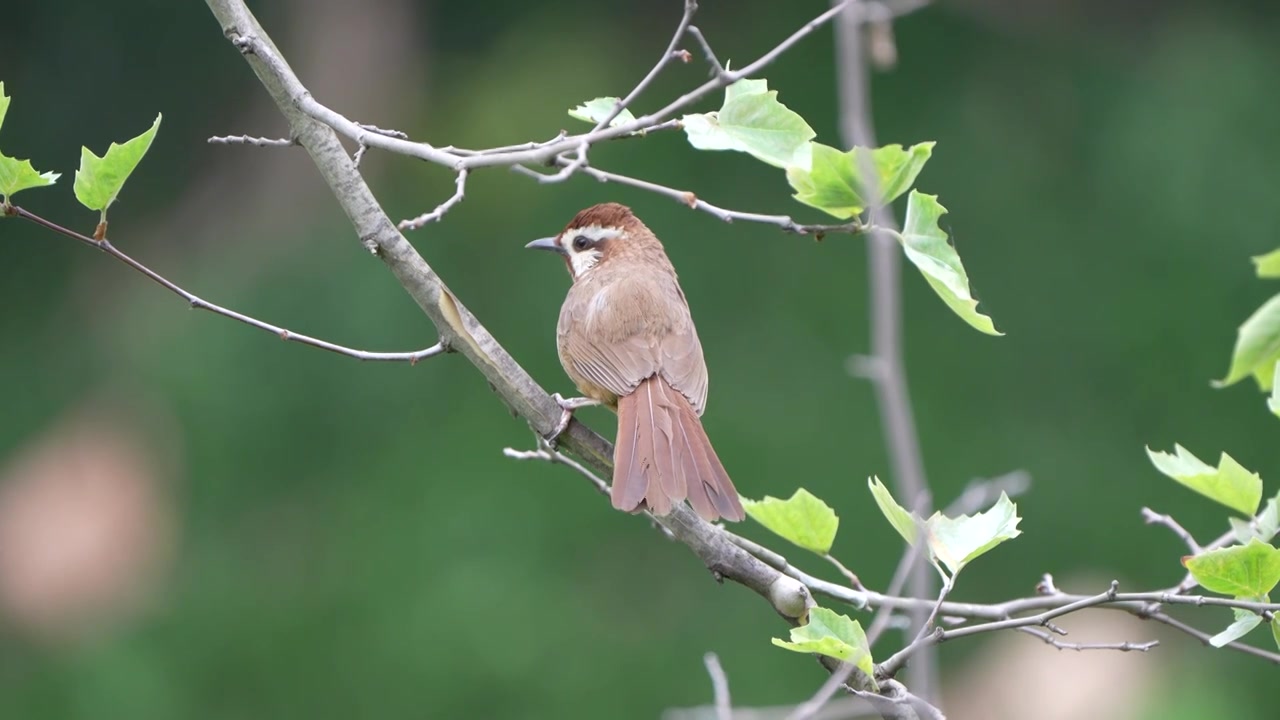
2,0,1278,718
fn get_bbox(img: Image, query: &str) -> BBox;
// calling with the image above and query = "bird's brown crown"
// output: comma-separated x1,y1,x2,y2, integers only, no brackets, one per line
562,202,638,234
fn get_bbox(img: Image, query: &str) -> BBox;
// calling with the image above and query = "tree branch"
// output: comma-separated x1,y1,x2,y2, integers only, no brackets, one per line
5,204,446,363
831,0,934,699
204,0,815,632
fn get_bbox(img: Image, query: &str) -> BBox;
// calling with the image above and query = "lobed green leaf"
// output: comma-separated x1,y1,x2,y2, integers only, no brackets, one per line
1214,293,1280,391
868,476,922,548
1252,249,1280,279
898,191,1001,335
786,142,933,218
0,82,61,202
1146,444,1262,516
1183,538,1280,598
1229,491,1280,544
926,492,1022,576
682,78,814,169
73,113,162,215
1209,607,1264,648
741,488,839,554
567,97,637,129
771,607,875,688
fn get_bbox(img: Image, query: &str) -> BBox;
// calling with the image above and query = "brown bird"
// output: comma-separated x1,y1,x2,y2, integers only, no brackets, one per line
526,202,745,522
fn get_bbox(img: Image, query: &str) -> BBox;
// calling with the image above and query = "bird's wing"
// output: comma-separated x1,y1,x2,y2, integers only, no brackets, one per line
558,273,709,414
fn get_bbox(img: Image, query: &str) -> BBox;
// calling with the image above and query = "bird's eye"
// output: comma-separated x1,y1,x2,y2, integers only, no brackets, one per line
572,234,590,250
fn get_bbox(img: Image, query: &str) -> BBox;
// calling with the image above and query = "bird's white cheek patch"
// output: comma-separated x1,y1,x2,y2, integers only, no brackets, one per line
570,249,603,277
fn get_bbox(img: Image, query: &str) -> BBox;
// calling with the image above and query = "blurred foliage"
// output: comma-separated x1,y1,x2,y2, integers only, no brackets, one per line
2,0,1280,718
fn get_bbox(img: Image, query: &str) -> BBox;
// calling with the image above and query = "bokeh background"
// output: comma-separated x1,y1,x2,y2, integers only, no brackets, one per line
2,0,1278,718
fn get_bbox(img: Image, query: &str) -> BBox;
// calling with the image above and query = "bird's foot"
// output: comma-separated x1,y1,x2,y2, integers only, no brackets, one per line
545,393,602,445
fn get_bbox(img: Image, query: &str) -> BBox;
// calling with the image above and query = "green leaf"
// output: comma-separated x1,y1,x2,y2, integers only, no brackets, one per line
869,477,1021,578
0,157,61,203
785,142,934,218
682,78,815,169
772,607,875,688
1270,362,1280,417
926,492,1022,576
1146,444,1262,516
73,113,162,215
1210,607,1264,648
567,97,637,129
741,488,839,554
1215,293,1280,391
0,81,9,133
0,83,61,203
868,476,922,548
1183,538,1280,597
1231,491,1280,544
1253,249,1280,279
1272,614,1280,651
898,191,1001,335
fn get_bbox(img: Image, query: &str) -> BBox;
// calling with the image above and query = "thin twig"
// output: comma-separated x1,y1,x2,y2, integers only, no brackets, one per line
687,26,728,78
591,0,699,131
207,133,295,146
1141,507,1203,553
1015,627,1158,653
9,205,446,363
503,441,611,498
704,653,733,720
399,169,469,230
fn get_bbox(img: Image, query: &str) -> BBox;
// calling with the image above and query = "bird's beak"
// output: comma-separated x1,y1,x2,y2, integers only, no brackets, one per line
525,236,565,255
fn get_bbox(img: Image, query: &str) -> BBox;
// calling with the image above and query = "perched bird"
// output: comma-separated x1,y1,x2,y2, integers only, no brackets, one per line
526,202,745,522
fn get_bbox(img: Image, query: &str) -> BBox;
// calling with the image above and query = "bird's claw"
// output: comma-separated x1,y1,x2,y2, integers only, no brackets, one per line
545,393,601,446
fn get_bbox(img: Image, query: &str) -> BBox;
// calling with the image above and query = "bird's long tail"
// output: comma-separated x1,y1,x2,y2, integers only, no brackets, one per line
613,375,744,521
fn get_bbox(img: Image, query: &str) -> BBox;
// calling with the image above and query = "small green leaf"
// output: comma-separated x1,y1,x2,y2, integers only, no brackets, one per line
772,607,875,688
868,476,922,548
1231,492,1280,544
567,97,637,129
1215,293,1280,391
0,157,60,203
741,488,839,554
1270,362,1280,417
682,78,815,169
785,142,934,218
1209,607,1264,648
898,191,1001,335
73,113,162,216
1253,249,1280,279
0,83,60,203
1184,538,1280,597
1146,444,1262,516
926,492,1022,576
0,81,9,133
1272,614,1280,651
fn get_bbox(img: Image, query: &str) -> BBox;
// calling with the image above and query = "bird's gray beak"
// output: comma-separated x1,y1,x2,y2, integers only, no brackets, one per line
525,236,565,255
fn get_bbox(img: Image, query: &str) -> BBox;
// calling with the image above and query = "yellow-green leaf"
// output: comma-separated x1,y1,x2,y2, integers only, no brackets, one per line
0,83,61,202
926,492,1022,576
786,142,933,218
1146,444,1262,516
772,607,875,688
1183,539,1280,598
1215,293,1280,391
898,191,1001,335
683,78,815,169
74,113,162,215
741,488,839,554
567,97,636,129
1252,249,1280,279
868,476,921,548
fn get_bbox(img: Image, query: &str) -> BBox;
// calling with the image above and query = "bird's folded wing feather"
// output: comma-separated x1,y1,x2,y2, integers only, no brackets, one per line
558,274,709,414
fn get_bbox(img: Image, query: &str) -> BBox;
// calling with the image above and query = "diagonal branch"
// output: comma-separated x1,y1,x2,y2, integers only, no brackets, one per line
203,0,816,636
6,204,446,364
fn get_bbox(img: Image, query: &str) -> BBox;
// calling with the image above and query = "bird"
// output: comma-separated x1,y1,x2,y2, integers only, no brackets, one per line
525,202,745,523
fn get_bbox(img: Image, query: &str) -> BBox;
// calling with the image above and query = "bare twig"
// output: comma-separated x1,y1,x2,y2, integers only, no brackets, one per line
503,441,611,498
591,0,699,131
1015,626,1158,653
207,133,295,146
687,26,728,78
8,205,446,364
1142,507,1203,553
704,653,734,720
399,169,469,230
